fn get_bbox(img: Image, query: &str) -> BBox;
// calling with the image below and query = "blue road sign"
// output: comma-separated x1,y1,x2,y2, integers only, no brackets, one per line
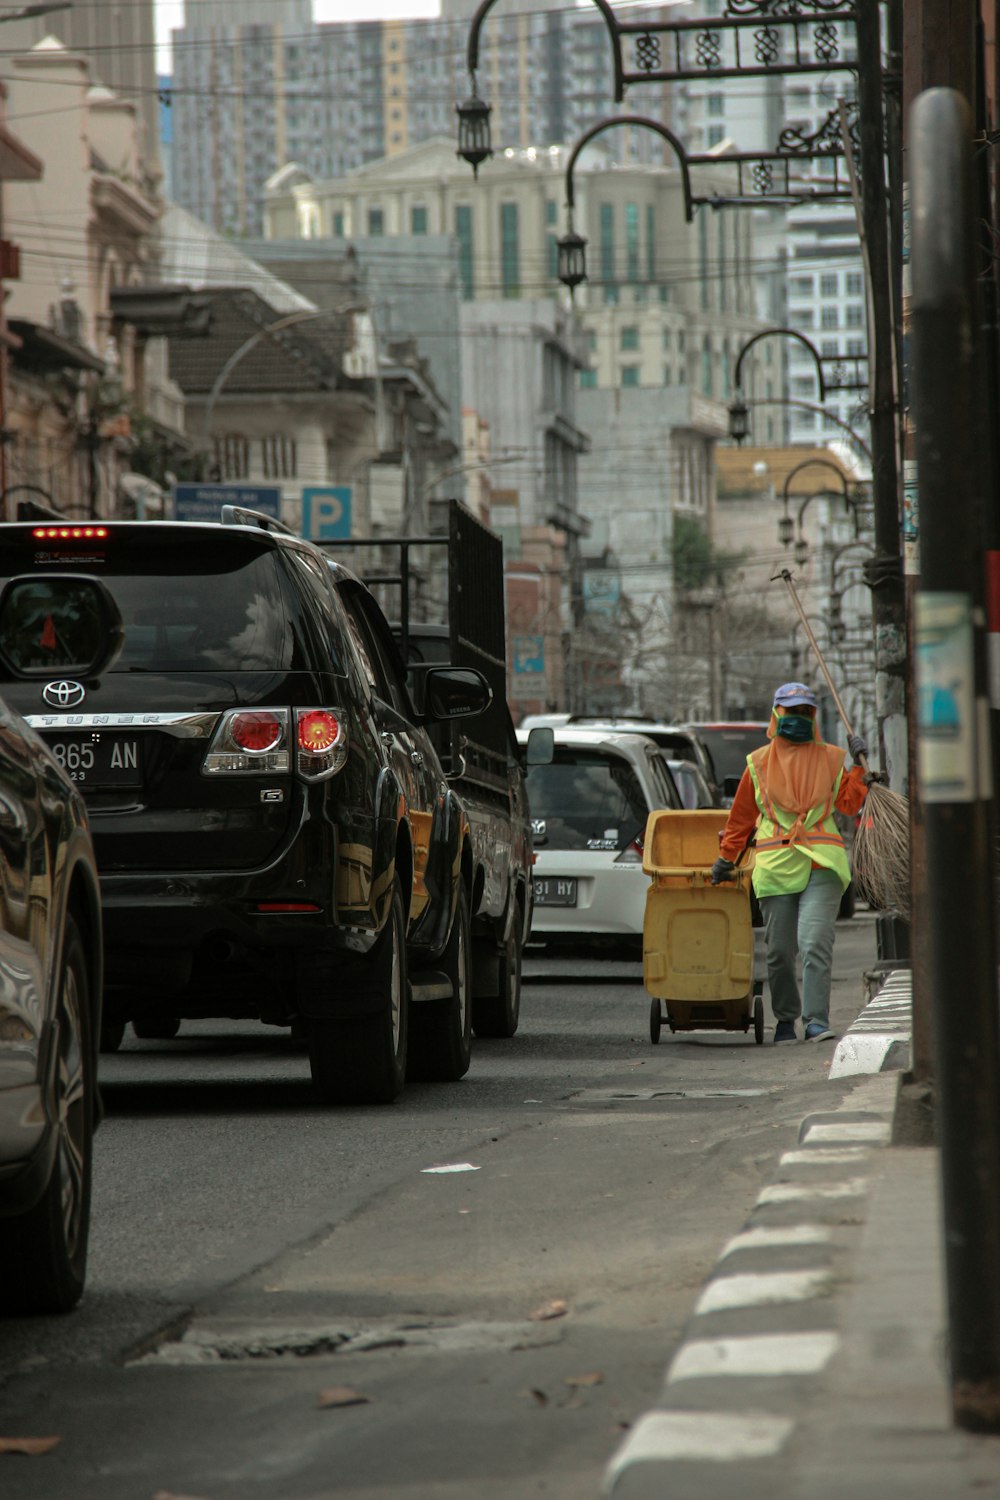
302,486,352,540
512,635,545,673
172,483,281,522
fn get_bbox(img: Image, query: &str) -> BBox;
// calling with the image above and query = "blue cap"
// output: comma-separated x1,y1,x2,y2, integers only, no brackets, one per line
773,681,818,708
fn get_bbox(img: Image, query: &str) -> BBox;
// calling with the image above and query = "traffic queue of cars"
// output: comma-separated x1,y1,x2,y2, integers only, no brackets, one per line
0,507,527,1313
0,503,772,1314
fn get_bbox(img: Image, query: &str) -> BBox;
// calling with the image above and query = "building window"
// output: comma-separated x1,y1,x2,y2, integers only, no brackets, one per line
846,271,863,295
587,329,598,351
707,93,724,116
455,203,473,300
663,365,672,386
662,329,672,350
717,215,727,311
368,207,384,236
707,124,725,146
821,306,839,329
678,329,686,353
791,276,813,294
698,211,709,310
411,205,428,234
646,202,655,283
846,304,864,327
261,433,297,479
621,365,640,388
620,325,639,351
501,202,519,297
214,433,250,480
659,284,670,304
820,273,838,296
332,211,345,237
794,307,814,328
846,338,865,356
546,199,557,226
701,336,712,396
600,201,615,298
625,201,639,283
579,368,597,388
821,338,838,356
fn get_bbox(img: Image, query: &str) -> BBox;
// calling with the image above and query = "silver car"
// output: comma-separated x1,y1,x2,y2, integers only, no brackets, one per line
520,728,682,946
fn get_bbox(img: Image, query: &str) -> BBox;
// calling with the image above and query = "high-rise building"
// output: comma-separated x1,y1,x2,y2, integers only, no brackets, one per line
0,1,160,190
169,4,674,239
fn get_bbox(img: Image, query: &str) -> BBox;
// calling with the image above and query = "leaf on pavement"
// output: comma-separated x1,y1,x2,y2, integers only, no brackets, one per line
0,1437,60,1457
317,1386,371,1409
529,1298,568,1322
525,1388,549,1406
564,1371,603,1388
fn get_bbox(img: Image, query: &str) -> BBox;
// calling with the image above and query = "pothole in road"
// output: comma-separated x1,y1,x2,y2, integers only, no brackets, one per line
132,1317,566,1367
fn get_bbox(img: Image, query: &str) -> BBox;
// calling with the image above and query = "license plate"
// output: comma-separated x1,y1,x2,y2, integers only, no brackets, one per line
45,732,142,787
533,877,577,907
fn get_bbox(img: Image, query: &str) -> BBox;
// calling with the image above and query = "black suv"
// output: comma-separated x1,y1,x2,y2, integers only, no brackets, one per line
0,512,490,1104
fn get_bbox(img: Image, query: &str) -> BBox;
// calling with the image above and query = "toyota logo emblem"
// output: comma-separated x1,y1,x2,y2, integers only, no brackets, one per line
42,680,86,709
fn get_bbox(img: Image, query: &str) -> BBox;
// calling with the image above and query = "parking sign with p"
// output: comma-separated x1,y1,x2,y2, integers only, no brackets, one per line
302,486,352,540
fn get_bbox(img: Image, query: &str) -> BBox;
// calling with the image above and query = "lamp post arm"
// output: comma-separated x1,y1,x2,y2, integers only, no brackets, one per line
738,397,873,464
466,0,623,99
563,114,693,220
733,328,828,403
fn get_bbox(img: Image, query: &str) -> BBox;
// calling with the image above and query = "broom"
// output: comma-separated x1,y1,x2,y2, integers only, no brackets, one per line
776,569,910,916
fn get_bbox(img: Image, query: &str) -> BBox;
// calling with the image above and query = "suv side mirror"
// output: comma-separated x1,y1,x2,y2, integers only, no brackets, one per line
0,574,125,679
420,665,492,723
525,726,554,765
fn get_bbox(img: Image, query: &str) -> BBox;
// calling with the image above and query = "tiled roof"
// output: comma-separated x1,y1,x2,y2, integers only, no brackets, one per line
167,287,351,396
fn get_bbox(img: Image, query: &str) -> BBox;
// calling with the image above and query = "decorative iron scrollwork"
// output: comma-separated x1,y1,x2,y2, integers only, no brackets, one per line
753,26,781,65
779,102,857,155
695,29,723,69
813,22,841,63
751,161,775,194
634,32,661,74
726,1,848,14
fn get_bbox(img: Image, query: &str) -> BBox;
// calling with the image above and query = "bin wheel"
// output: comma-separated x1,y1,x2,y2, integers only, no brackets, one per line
753,994,765,1046
649,998,662,1045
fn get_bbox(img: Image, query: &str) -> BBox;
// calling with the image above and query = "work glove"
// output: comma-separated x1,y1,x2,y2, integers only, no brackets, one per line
710,856,735,885
847,733,868,764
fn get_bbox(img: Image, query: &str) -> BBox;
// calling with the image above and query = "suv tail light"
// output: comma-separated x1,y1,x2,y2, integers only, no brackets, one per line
296,708,348,780
203,708,291,775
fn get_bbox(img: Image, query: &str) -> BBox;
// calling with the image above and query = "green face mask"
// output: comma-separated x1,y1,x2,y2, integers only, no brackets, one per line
775,713,814,743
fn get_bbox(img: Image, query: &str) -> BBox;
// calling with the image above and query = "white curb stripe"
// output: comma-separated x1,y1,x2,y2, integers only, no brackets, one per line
669,1331,839,1381
719,1224,831,1258
757,1177,868,1204
695,1268,831,1314
802,1121,891,1144
603,1410,795,1486
779,1147,869,1166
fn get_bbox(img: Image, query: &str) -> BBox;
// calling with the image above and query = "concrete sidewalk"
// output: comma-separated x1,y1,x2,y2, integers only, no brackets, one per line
603,978,1000,1498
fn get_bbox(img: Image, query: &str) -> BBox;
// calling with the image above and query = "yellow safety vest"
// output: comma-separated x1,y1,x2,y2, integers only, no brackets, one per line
747,753,851,897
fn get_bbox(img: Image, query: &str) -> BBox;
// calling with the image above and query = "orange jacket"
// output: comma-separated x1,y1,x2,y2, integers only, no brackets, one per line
719,762,868,865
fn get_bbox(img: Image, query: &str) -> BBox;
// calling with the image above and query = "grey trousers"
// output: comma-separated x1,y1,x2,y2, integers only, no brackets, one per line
758,867,844,1027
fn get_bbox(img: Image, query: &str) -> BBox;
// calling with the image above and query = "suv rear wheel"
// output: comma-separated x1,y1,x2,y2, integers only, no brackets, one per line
307,876,408,1105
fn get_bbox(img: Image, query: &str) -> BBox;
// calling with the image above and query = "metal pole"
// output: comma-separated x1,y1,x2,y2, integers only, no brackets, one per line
855,1,907,793
910,85,1000,1433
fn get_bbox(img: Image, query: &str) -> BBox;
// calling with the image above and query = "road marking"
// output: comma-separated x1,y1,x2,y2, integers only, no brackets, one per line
668,1331,839,1382
694,1268,831,1314
801,1121,891,1145
603,1410,795,1485
757,1177,868,1204
719,1224,831,1258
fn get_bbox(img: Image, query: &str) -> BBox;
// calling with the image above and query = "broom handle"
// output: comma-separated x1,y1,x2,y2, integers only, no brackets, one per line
776,568,867,768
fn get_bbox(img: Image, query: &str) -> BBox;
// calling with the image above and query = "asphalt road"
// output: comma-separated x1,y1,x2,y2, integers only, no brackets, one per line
0,917,877,1499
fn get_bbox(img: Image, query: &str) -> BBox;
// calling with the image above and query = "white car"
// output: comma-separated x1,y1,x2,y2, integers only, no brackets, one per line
520,727,683,947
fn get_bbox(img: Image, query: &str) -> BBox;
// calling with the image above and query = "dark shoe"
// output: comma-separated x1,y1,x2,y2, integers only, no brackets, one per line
774,1020,798,1044
805,1022,835,1042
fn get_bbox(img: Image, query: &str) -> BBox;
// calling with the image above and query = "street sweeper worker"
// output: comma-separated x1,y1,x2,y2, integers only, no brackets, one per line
710,682,869,1045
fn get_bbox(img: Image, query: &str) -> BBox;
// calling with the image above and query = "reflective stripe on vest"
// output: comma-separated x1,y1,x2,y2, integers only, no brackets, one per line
747,754,850,895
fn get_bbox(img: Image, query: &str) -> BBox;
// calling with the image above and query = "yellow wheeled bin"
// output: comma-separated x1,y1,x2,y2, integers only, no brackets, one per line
642,808,764,1045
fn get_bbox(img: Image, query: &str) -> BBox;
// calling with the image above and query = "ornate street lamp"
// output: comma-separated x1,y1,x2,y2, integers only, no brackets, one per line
456,89,492,176
729,395,750,445
557,224,588,291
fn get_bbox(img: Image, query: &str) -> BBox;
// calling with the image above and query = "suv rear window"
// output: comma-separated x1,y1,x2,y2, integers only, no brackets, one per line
527,749,651,851
694,725,769,783
0,530,345,675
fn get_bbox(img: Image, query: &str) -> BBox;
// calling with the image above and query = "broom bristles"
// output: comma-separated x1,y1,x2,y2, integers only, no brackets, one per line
851,782,910,916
